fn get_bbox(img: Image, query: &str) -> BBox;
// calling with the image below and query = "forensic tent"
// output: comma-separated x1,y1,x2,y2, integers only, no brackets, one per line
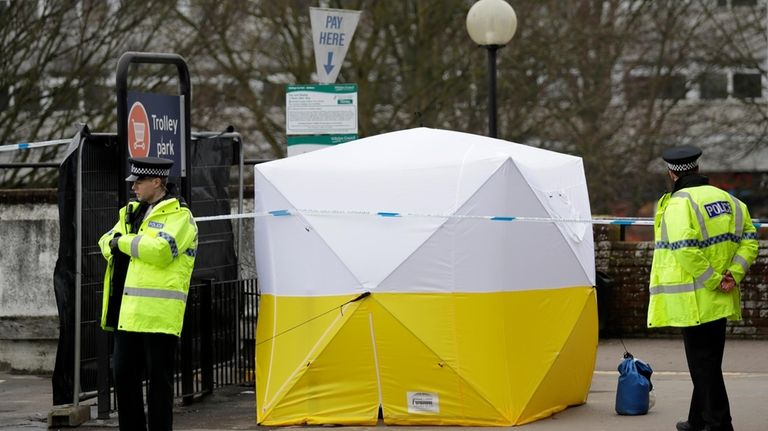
253,128,597,426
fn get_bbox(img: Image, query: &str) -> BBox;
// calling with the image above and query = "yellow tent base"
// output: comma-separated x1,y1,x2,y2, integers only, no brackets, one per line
256,286,597,426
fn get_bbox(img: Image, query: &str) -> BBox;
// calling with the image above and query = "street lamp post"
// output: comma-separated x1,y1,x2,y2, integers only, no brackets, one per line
466,0,517,138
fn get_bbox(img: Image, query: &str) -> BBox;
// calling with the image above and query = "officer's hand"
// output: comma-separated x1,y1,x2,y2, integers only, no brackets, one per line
109,233,122,255
720,272,735,293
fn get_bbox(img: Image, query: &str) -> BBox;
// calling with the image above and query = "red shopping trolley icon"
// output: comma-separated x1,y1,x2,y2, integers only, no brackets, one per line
127,102,150,158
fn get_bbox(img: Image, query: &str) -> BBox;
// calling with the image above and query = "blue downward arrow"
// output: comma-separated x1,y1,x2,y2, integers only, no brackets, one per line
324,52,334,74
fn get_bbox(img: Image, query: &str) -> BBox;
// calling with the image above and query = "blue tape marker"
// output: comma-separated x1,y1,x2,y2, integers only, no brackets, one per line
491,216,516,221
269,210,290,216
18,143,29,150
611,220,634,225
377,212,400,217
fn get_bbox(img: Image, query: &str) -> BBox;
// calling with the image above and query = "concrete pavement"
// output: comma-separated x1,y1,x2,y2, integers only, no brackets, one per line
1,338,766,430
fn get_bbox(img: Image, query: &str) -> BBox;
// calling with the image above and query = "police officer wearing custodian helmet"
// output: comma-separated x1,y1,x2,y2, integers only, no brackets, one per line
98,157,198,430
647,146,758,431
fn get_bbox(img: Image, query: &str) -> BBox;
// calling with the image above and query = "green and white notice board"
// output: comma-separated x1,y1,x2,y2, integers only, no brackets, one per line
285,84,358,156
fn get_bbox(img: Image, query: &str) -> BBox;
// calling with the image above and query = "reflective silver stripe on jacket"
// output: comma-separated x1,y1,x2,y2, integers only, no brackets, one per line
729,195,744,238
650,281,706,295
131,235,142,258
650,283,697,295
123,287,187,301
660,212,669,243
731,255,749,274
695,266,715,286
673,191,710,240
650,266,715,295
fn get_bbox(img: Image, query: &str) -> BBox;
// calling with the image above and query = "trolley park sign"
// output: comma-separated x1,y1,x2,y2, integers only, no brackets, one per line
126,91,186,177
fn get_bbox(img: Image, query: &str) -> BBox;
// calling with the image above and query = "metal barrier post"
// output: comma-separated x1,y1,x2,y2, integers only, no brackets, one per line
181,296,194,405
48,133,91,427
201,279,214,394
96,331,111,419
74,138,83,407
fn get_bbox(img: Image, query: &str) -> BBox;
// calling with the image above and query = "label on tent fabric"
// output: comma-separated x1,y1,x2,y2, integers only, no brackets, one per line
407,392,440,413
536,188,587,242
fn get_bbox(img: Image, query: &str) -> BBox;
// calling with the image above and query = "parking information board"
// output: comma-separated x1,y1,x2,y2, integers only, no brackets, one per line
286,84,358,156
126,91,186,177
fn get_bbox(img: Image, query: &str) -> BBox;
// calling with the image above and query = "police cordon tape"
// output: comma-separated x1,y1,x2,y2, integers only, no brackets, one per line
194,208,765,229
0,138,71,152
2,139,763,230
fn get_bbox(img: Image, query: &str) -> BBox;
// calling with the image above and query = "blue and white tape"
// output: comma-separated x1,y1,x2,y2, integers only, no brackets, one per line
194,208,763,229
0,138,72,152
198,208,657,224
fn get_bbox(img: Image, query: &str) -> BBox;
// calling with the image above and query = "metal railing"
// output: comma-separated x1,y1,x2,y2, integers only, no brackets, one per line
174,278,259,404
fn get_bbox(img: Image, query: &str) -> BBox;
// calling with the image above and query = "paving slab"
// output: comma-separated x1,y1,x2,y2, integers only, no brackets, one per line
2,338,766,431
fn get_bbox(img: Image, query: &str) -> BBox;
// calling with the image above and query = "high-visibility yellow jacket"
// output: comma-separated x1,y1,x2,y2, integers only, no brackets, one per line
98,198,197,336
648,183,758,328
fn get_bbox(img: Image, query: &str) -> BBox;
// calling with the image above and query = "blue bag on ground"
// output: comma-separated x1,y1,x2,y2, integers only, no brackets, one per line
615,352,653,415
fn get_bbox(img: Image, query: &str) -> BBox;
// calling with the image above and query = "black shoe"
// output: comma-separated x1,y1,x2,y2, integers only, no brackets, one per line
676,421,701,431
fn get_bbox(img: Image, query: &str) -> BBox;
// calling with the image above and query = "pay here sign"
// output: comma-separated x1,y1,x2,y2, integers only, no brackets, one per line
310,7,361,84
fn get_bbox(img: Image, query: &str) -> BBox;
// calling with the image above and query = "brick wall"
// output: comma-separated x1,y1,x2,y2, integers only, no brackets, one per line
595,226,768,339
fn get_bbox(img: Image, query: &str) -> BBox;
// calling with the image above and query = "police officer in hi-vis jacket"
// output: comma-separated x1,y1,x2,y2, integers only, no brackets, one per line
648,146,758,431
99,157,197,431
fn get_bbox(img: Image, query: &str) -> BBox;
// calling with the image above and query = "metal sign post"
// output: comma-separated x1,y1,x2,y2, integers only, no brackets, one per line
116,52,192,207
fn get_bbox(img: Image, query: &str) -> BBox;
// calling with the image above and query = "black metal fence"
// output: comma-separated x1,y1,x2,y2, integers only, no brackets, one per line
175,278,258,404
52,131,257,417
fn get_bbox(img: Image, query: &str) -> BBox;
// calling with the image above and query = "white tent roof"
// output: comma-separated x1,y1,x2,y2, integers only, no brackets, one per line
254,127,595,296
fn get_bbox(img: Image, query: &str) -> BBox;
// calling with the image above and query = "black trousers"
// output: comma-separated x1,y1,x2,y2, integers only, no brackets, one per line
113,331,177,431
682,318,733,431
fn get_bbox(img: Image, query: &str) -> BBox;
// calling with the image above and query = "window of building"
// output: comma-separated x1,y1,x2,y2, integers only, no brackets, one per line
624,72,690,103
731,0,757,6
0,86,9,111
624,75,652,104
83,83,110,103
264,81,286,104
718,0,758,6
659,74,687,100
699,72,728,99
6,0,39,20
195,82,223,107
52,85,80,112
16,84,41,113
80,0,109,21
733,72,762,98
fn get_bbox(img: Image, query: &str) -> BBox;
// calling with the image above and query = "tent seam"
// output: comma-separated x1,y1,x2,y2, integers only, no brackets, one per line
514,288,594,421
371,294,509,422
254,169,364,290
377,157,509,289
260,297,368,416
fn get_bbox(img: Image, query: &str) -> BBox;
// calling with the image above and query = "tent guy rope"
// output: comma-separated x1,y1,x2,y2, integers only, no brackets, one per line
254,292,370,346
